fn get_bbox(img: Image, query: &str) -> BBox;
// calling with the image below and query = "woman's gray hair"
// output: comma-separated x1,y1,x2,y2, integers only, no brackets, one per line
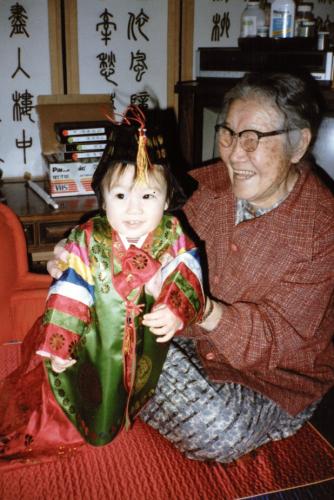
219,72,323,150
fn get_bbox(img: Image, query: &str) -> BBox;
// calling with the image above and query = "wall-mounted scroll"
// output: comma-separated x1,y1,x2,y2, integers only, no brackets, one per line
0,0,54,178
193,0,244,57
74,0,170,114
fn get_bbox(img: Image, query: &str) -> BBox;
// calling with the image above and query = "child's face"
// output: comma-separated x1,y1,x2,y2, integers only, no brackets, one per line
103,164,168,239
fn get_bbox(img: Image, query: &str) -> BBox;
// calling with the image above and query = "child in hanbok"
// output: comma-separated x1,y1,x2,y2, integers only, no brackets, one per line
0,107,205,467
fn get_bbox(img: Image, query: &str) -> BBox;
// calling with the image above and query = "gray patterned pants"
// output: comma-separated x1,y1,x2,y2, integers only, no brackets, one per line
140,338,317,463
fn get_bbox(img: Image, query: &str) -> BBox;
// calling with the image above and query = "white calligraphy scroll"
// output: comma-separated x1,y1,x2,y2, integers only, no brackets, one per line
0,0,51,178
76,0,169,114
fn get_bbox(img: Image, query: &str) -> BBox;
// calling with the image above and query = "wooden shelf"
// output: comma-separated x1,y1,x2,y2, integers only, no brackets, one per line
1,180,98,270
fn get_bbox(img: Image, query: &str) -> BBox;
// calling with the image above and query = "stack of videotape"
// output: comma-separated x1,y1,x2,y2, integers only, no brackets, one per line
48,121,112,197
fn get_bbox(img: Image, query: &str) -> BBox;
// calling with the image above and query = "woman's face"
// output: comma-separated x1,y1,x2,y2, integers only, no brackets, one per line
103,164,168,239
218,98,302,208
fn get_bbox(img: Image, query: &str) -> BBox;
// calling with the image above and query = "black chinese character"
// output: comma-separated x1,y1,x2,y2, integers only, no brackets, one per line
12,89,35,122
16,129,32,164
129,51,148,82
128,9,149,41
9,2,30,38
130,91,150,109
211,14,221,41
96,9,117,46
97,52,118,86
11,47,30,79
211,12,230,41
221,12,230,38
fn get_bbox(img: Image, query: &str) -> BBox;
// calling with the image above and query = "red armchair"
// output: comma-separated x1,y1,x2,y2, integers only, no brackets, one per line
0,202,51,344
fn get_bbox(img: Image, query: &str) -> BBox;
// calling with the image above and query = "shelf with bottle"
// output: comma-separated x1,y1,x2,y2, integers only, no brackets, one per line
238,35,318,51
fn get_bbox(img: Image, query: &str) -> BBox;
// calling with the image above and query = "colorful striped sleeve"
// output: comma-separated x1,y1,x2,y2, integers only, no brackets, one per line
155,219,205,326
37,227,94,360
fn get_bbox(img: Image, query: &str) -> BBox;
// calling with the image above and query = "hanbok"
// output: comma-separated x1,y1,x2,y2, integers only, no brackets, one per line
0,213,204,467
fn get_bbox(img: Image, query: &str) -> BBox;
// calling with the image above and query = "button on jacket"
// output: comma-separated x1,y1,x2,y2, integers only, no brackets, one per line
181,160,334,416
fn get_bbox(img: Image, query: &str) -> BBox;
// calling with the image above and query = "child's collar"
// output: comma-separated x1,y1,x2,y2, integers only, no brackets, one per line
118,233,148,249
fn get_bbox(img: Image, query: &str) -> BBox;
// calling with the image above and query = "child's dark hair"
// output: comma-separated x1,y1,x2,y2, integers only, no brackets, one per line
92,109,186,211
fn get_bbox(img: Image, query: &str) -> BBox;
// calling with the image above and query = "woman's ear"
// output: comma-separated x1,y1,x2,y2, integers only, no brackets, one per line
291,128,312,163
164,200,169,211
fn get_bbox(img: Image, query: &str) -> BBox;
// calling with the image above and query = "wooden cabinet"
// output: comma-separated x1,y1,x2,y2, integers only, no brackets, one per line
1,180,98,270
175,79,237,169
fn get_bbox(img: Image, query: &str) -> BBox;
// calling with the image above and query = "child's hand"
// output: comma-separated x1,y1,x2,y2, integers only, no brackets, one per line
142,304,183,343
46,239,68,279
50,355,77,373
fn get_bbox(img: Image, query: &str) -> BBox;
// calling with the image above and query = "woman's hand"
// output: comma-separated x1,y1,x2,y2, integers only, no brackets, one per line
142,304,183,343
46,239,68,279
198,298,223,331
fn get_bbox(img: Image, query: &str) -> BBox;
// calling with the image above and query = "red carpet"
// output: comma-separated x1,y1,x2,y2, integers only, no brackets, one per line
1,343,334,500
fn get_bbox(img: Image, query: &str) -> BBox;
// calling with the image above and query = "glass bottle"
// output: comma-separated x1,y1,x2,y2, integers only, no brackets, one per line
240,0,266,38
295,3,315,38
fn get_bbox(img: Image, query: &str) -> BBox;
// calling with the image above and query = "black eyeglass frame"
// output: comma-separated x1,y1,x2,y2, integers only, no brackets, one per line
214,124,294,151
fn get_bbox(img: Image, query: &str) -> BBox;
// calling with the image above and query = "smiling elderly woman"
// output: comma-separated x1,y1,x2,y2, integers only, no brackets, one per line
140,72,334,462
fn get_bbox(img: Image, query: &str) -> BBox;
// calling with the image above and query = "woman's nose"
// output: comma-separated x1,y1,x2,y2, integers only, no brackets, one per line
228,136,248,161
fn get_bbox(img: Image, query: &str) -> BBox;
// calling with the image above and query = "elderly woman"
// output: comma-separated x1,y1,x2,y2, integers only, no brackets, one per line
50,72,334,463
140,71,334,462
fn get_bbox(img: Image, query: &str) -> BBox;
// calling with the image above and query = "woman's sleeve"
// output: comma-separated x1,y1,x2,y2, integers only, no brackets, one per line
36,225,94,361
184,217,334,373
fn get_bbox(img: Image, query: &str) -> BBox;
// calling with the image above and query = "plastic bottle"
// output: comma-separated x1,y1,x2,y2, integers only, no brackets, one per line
269,0,295,38
295,2,315,38
240,1,266,38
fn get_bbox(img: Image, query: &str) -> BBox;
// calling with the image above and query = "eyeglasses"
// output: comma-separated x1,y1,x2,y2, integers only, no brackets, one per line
215,124,293,153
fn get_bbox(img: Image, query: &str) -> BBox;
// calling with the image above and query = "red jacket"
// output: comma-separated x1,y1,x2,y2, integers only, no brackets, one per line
182,160,334,415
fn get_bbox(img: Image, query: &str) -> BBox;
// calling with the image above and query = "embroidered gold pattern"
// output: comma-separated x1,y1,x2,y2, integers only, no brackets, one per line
134,355,152,393
131,253,148,270
170,289,182,308
68,340,78,359
49,333,65,350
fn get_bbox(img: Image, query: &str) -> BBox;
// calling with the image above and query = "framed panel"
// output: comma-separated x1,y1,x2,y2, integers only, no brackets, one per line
0,0,61,179
180,0,195,82
65,0,179,113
